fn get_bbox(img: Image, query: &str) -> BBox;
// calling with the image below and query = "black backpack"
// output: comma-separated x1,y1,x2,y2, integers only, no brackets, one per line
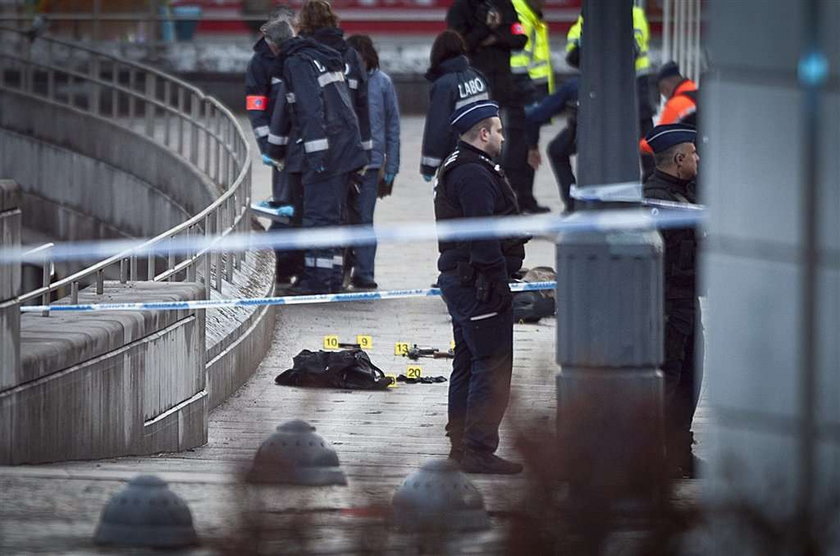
275,348,393,390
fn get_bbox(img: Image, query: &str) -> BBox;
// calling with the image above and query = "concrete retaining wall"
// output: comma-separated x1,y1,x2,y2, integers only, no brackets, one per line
1,281,208,464
0,88,218,241
0,181,22,392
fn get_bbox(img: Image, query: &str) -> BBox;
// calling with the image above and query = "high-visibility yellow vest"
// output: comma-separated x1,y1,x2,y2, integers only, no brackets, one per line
565,7,651,75
510,0,554,93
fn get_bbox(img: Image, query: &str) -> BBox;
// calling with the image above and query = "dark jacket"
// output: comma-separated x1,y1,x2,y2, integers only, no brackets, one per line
304,27,372,158
643,169,698,300
435,141,526,281
245,37,285,155
267,37,367,182
446,0,527,107
421,55,490,176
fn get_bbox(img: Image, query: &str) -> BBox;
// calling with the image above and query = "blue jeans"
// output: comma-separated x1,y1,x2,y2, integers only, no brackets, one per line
347,168,379,281
438,271,514,454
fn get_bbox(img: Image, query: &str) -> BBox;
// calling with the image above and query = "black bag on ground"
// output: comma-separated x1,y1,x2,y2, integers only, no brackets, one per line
275,348,393,390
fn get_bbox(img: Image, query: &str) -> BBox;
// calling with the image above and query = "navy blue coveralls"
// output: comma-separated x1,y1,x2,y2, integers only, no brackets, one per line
267,37,367,293
245,38,303,279
435,142,527,456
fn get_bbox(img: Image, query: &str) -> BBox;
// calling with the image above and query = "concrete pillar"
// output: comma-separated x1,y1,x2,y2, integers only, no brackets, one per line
0,179,21,391
703,0,840,546
555,0,664,502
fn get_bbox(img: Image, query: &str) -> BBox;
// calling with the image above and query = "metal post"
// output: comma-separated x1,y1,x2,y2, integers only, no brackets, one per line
556,0,664,505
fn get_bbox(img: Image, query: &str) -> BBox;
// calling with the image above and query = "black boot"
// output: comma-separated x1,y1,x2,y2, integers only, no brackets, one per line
460,451,523,475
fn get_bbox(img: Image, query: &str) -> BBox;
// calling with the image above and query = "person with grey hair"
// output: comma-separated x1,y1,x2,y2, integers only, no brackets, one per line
264,15,367,295
245,6,303,285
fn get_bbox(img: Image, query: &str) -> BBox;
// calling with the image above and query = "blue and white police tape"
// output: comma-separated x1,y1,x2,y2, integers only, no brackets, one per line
2,204,704,265
19,281,557,314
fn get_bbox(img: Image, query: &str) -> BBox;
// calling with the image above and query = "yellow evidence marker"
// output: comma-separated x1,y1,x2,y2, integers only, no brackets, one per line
406,365,423,379
356,335,373,349
323,335,340,350
394,342,410,356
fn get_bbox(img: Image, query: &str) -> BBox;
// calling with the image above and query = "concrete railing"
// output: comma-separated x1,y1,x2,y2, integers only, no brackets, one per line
0,30,276,464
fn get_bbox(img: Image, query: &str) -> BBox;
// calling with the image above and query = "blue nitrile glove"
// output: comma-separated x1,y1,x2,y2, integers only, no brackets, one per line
261,153,274,166
422,174,434,183
384,172,396,185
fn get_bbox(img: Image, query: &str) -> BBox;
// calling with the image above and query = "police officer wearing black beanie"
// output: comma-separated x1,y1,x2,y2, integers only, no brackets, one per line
435,100,529,475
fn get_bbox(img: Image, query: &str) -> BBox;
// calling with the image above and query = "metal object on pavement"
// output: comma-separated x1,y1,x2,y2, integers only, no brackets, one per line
403,345,454,361
391,459,490,532
93,474,198,548
247,420,347,485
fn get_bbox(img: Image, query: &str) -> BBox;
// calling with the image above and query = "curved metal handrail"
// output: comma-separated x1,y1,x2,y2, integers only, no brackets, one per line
0,27,252,311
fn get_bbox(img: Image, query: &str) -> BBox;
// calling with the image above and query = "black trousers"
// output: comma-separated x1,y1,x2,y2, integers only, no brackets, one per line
439,271,514,455
270,169,304,280
662,298,703,462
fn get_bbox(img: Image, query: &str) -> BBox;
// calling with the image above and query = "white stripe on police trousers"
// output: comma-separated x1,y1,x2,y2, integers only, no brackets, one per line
454,92,490,109
421,156,442,167
318,71,345,87
469,312,499,321
254,125,270,137
332,254,343,266
304,138,329,152
305,257,334,269
268,133,289,145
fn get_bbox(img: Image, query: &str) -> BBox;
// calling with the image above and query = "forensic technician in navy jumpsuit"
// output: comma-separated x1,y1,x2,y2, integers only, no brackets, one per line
435,100,529,475
264,16,367,294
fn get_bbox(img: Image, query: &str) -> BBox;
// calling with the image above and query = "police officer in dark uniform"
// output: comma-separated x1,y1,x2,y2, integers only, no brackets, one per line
643,123,702,479
263,16,367,295
435,100,529,475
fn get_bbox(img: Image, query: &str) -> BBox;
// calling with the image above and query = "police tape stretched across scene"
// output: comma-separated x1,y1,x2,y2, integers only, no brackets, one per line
2,202,705,265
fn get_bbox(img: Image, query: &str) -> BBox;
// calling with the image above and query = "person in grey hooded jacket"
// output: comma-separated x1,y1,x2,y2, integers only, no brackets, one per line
345,34,400,290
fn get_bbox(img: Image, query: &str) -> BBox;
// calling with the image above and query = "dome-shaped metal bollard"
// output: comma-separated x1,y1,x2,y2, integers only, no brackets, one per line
247,419,347,485
93,474,198,548
391,459,490,532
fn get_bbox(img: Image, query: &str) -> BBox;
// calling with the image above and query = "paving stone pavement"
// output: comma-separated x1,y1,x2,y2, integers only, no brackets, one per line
0,115,707,553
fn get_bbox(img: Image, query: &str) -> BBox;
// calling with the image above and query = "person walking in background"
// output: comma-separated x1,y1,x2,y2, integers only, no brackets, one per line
345,34,400,291
263,15,367,295
420,30,490,182
435,100,529,475
643,123,702,479
507,0,553,213
244,6,303,284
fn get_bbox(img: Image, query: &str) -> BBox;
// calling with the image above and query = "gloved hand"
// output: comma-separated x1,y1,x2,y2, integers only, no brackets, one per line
308,153,326,174
377,172,396,198
422,174,434,183
475,273,512,312
261,153,274,166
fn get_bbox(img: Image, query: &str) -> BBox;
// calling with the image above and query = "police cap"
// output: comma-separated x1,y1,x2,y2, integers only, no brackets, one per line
450,100,500,135
645,123,696,154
